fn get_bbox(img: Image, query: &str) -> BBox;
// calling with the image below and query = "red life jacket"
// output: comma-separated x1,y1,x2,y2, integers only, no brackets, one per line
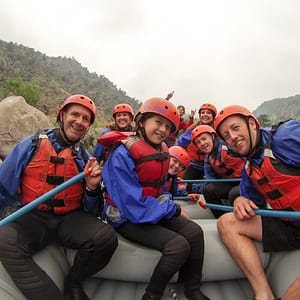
21,136,83,214
209,144,244,178
122,137,169,197
187,142,206,165
245,129,300,221
105,136,170,206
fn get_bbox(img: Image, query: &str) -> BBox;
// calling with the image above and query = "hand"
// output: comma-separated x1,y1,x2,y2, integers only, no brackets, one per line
165,90,174,100
85,157,102,190
177,177,187,190
233,196,258,221
188,193,200,202
180,208,190,220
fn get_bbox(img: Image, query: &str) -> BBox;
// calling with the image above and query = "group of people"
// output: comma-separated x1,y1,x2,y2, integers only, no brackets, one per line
0,93,299,300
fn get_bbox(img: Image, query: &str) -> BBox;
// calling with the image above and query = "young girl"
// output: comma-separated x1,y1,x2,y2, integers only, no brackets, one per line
191,124,244,218
102,97,209,300
164,145,190,197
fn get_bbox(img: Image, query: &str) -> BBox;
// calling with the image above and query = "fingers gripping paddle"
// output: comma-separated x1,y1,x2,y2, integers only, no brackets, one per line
0,170,91,227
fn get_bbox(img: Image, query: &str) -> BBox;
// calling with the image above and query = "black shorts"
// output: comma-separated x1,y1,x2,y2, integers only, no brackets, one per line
262,216,300,252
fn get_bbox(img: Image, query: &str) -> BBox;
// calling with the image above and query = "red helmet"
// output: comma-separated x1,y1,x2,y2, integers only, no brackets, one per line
169,146,190,169
134,97,180,133
191,125,216,144
57,94,96,124
214,105,260,136
198,103,217,116
112,103,134,118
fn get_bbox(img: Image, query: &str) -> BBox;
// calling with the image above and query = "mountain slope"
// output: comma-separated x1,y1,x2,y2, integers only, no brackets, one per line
0,39,141,120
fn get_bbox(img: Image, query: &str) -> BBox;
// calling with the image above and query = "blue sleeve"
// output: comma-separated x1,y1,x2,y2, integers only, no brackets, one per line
204,157,217,179
177,129,192,148
93,128,111,162
191,183,205,194
102,145,178,224
271,120,300,166
0,136,34,212
82,191,102,216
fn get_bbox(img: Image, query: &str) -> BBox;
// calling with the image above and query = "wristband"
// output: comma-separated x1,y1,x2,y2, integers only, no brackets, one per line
85,185,100,196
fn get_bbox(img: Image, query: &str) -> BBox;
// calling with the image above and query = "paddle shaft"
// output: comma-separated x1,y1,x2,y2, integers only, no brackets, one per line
0,171,88,227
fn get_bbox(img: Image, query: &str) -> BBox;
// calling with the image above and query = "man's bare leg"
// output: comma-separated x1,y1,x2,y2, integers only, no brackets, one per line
217,213,275,300
282,277,300,300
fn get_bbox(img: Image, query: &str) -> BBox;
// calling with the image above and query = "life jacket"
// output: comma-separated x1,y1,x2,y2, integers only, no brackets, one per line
105,136,170,206
187,142,206,166
20,132,84,214
209,142,244,178
245,124,300,220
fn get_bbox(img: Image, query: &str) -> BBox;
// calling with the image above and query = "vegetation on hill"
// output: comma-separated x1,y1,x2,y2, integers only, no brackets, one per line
0,39,141,125
1,39,300,128
254,94,300,126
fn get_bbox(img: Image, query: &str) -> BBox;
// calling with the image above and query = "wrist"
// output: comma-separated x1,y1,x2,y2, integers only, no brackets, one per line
85,184,100,196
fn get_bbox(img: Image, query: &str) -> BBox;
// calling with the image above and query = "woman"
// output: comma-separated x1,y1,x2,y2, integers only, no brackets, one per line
93,103,134,164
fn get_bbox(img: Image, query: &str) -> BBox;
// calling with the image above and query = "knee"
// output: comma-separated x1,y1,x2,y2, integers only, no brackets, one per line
93,223,118,253
0,225,17,248
164,235,190,259
181,222,204,244
217,212,236,237
0,225,23,258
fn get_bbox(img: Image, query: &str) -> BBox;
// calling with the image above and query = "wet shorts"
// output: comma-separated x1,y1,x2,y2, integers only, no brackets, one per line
262,216,300,252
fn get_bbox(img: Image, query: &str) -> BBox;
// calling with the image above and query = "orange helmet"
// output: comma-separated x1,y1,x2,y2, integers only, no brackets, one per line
134,97,180,133
112,103,134,118
57,94,96,124
214,105,260,136
169,146,190,169
191,125,216,144
198,103,217,116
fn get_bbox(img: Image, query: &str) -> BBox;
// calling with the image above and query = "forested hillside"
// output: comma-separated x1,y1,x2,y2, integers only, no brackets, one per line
0,39,141,122
1,39,300,126
254,94,300,125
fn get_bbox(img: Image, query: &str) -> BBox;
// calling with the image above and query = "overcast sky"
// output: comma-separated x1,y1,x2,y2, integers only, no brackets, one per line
1,0,300,113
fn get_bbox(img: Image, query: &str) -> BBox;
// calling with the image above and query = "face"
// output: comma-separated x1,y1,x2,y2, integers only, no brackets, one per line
193,132,214,154
199,109,214,125
62,104,91,142
218,115,258,156
114,112,132,129
177,106,185,117
168,156,185,175
141,115,172,145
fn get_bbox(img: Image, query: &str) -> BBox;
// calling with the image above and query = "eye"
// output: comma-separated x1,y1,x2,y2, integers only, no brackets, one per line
222,133,229,141
83,115,90,122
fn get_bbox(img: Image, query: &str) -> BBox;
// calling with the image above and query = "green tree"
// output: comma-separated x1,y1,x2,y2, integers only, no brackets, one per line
257,114,272,127
1,77,40,106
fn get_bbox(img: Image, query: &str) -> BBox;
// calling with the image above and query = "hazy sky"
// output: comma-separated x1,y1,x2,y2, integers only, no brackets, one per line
1,0,300,113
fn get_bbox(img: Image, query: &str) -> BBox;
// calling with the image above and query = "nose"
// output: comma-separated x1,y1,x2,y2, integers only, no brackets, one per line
228,129,239,141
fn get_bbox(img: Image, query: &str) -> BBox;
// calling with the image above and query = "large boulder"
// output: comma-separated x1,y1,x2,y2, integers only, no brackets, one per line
0,96,53,160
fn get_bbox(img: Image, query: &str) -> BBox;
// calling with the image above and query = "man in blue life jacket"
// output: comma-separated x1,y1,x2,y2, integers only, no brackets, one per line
0,95,118,300
214,105,300,300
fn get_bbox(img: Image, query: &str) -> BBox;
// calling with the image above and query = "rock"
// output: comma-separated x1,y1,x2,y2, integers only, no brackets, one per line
0,96,53,160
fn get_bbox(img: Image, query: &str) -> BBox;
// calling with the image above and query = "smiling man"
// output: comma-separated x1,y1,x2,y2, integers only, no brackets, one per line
214,105,300,300
0,94,118,300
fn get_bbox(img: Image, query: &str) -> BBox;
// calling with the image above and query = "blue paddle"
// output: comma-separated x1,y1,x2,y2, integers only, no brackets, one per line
198,201,300,219
0,170,90,227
